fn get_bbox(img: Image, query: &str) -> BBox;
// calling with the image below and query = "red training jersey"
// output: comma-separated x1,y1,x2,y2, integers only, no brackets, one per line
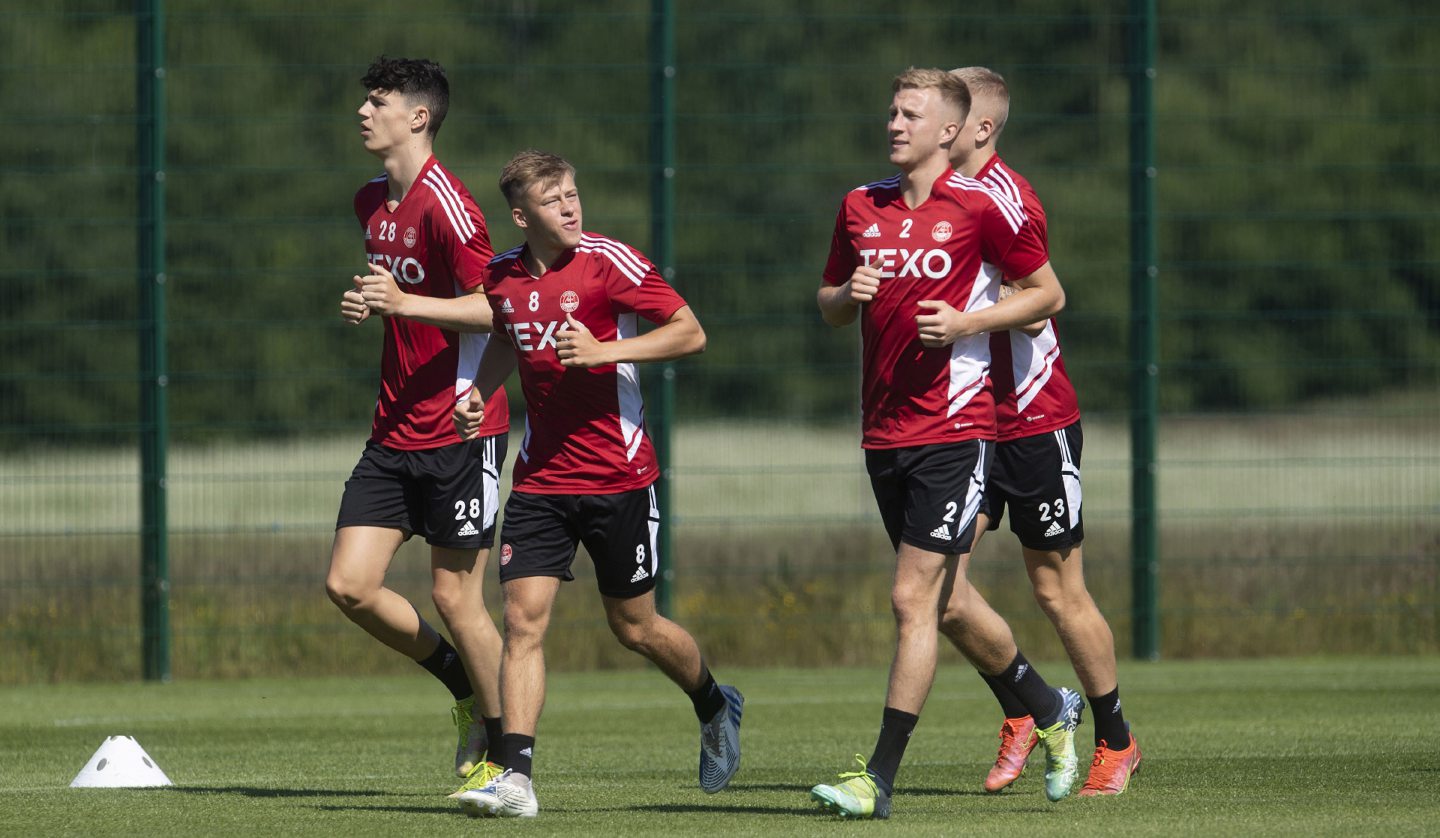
822,167,1049,449
484,233,686,494
975,156,1081,441
353,155,508,449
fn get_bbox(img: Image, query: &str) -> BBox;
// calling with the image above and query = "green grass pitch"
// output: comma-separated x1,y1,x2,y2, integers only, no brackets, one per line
3,657,1437,835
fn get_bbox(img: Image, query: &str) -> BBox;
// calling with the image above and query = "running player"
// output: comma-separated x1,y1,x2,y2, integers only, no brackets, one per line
452,150,743,819
328,55,507,791
808,68,1083,819
946,65,1140,797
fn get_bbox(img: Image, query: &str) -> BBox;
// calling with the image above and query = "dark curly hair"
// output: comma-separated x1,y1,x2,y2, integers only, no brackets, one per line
361,56,450,138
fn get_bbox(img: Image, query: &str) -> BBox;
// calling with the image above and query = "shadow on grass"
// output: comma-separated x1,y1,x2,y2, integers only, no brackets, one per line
890,786,992,798
316,804,457,816
729,782,813,794
167,786,394,799
615,784,991,816
739,781,989,798
623,803,803,816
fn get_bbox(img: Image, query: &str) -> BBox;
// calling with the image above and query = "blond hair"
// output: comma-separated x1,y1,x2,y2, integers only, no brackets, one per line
892,67,971,120
499,149,576,206
950,66,1010,138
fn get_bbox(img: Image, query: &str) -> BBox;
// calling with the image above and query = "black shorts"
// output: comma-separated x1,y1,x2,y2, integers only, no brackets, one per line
866,440,992,555
981,422,1085,551
335,433,507,549
496,485,661,599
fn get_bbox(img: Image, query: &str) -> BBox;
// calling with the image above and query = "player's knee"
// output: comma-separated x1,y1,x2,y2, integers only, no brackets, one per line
430,583,467,622
1031,579,1090,621
501,604,547,647
612,626,651,654
892,584,927,624
1032,584,1074,621
891,589,937,630
606,612,652,652
324,574,366,614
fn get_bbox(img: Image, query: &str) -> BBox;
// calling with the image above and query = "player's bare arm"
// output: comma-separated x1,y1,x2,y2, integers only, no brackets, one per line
556,306,706,368
976,260,1063,333
355,262,495,332
817,264,884,327
998,283,1047,338
915,261,1063,346
453,338,518,440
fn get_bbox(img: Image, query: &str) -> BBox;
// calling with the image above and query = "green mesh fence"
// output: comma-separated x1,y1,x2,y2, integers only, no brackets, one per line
1,1,1435,683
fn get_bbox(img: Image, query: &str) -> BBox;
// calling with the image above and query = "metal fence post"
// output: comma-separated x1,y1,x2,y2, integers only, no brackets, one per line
1128,0,1160,661
137,0,171,681
650,0,676,617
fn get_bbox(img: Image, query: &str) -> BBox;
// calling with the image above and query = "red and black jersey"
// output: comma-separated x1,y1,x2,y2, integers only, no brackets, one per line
353,155,508,449
484,233,686,494
975,156,1081,441
823,167,1049,449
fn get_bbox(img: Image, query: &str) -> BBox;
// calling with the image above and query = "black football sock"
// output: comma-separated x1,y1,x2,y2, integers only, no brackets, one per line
865,707,918,793
501,733,535,779
980,671,1031,719
483,716,504,763
686,668,726,723
1088,687,1129,749
416,636,473,701
997,651,1062,727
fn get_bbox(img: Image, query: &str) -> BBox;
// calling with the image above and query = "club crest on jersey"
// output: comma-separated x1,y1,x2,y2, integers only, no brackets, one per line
500,544,513,566
932,221,953,242
559,290,580,313
499,298,514,314
403,226,418,248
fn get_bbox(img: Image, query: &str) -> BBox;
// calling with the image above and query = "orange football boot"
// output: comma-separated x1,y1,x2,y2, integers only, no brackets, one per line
984,716,1038,793
1078,733,1142,796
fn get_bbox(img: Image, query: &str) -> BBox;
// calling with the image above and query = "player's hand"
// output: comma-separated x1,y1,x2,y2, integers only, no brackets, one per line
556,314,608,367
340,288,370,324
915,299,972,348
355,263,406,317
847,264,884,305
453,389,486,441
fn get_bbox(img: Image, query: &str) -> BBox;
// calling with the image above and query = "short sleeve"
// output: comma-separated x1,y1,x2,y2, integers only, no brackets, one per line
602,241,686,324
821,202,855,287
980,196,1049,281
353,183,376,230
432,191,494,292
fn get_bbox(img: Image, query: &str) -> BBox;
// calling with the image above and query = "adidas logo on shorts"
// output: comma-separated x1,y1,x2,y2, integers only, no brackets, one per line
1043,521,1065,538
457,520,479,537
630,566,650,584
929,523,951,541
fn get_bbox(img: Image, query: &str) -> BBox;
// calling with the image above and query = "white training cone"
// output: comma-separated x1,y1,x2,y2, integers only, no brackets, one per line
70,735,172,788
